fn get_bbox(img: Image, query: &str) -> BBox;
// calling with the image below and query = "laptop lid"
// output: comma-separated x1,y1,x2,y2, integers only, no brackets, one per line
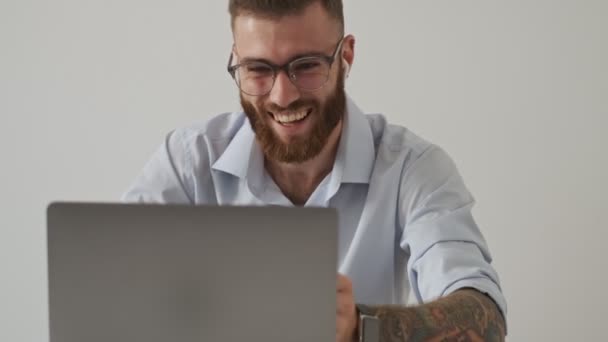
47,202,337,342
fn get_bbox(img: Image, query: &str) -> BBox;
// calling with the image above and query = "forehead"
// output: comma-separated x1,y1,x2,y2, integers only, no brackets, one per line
232,2,340,64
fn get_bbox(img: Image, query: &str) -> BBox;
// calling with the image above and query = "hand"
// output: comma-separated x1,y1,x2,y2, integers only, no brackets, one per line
337,274,358,342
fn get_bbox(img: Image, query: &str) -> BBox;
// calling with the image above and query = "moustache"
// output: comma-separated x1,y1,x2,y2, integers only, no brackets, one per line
264,99,318,113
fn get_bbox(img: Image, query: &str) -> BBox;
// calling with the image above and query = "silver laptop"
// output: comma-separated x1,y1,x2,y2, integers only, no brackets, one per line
47,202,337,342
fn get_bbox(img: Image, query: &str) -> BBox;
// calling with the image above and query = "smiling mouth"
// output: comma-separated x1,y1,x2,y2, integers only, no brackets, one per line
268,108,312,125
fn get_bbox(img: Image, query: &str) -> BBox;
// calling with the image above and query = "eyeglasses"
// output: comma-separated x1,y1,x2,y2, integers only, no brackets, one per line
227,38,344,96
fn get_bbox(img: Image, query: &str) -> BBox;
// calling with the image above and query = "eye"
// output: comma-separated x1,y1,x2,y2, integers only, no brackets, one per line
292,61,322,72
246,64,272,73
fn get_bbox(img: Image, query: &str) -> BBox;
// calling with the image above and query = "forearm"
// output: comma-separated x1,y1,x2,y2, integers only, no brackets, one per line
361,289,506,342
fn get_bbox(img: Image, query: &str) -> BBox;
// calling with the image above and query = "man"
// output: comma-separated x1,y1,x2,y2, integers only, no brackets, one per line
123,1,507,341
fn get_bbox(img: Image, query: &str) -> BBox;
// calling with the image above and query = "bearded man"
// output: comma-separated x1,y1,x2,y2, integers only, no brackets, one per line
123,1,507,341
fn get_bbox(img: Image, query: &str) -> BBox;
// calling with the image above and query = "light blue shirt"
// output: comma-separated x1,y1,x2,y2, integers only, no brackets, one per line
122,97,507,317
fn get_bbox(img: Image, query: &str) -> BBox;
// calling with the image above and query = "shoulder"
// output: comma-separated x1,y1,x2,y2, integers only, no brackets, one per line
365,113,453,174
170,111,247,149
364,113,465,207
363,114,472,227
165,111,248,162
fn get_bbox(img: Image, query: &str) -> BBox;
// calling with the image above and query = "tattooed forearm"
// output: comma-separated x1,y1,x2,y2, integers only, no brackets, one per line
364,289,505,342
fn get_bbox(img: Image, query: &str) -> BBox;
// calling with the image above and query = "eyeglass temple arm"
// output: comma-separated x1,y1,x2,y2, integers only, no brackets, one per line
227,46,237,76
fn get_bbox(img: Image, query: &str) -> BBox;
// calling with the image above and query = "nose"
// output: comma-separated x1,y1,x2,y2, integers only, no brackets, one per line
268,71,300,109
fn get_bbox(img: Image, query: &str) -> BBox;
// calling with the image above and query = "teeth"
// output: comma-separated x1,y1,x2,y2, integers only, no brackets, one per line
274,111,308,123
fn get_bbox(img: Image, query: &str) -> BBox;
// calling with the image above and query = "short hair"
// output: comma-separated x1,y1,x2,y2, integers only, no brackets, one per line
229,0,344,35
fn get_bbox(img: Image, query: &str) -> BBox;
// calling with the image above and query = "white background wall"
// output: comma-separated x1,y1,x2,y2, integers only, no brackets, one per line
1,0,606,341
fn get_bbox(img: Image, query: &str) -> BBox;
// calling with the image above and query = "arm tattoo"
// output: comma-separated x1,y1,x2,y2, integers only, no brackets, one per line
364,289,506,342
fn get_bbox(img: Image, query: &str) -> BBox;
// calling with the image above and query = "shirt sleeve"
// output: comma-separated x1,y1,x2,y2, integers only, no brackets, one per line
121,130,194,204
399,146,507,320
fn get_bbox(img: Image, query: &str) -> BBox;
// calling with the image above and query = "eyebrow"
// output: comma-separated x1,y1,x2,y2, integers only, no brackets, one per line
238,50,329,66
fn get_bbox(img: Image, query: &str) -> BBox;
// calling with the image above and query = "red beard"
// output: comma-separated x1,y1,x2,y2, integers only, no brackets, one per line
241,67,346,164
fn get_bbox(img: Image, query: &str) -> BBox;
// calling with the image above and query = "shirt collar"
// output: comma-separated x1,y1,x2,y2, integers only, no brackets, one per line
211,95,375,185
211,116,257,180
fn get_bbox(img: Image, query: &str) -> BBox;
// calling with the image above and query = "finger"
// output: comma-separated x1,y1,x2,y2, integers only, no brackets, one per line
337,274,352,292
337,292,355,314
336,294,349,313
336,319,346,340
336,315,353,342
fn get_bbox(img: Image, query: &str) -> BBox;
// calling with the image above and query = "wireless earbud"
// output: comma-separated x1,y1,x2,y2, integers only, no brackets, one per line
342,58,350,78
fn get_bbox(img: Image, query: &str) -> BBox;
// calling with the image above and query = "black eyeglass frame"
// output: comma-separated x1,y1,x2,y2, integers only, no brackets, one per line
226,37,345,96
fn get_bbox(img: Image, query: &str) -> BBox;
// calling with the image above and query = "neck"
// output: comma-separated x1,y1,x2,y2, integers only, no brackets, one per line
265,120,343,206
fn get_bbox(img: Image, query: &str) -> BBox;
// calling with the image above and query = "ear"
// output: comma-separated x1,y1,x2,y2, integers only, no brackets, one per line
341,34,355,77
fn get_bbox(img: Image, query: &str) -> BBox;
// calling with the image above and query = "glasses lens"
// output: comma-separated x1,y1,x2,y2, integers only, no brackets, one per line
235,61,275,96
289,57,331,91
